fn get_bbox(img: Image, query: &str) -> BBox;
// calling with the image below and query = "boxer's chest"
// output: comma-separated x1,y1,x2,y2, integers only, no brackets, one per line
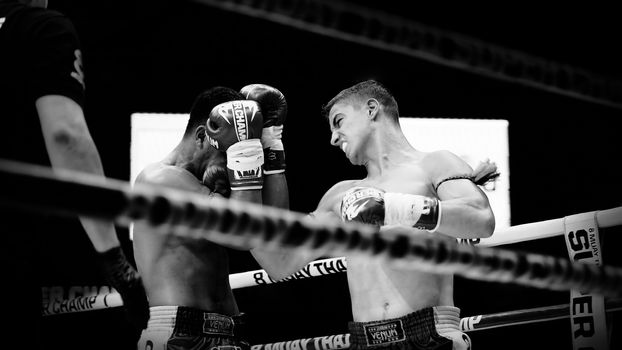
358,165,434,197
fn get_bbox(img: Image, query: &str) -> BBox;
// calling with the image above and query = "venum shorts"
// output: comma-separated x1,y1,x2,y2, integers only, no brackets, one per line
348,306,470,350
137,306,249,350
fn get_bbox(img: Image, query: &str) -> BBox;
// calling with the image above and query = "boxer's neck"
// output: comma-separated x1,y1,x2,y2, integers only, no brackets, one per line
365,122,413,177
164,139,218,178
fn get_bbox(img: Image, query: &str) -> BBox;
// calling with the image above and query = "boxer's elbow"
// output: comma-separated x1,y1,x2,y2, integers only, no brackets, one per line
479,209,495,238
266,269,294,282
50,127,86,151
263,262,302,282
251,250,309,282
474,201,495,238
47,122,96,160
466,197,495,238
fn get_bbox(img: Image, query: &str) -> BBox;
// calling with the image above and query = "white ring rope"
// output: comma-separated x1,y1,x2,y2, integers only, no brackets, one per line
2,160,622,302
478,206,622,247
42,205,622,315
250,298,622,350
42,257,348,315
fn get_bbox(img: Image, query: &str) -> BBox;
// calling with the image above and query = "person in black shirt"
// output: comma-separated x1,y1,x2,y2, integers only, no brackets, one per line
0,0,148,346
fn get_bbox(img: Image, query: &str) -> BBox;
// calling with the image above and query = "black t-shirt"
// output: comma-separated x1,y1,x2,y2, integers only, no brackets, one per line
0,4,100,339
0,1,85,166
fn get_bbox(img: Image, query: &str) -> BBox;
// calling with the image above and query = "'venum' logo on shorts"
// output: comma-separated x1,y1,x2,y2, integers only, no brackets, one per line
363,320,406,346
202,314,234,336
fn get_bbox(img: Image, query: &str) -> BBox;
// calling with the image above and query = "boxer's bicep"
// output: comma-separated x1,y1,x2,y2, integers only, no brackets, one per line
425,151,495,238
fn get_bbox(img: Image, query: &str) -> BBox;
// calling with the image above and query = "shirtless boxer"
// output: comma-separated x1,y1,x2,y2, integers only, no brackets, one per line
264,80,495,350
133,84,288,350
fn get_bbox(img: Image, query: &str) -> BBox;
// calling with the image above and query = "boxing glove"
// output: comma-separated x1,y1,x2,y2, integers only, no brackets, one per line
340,187,442,231
205,100,264,191
240,84,287,174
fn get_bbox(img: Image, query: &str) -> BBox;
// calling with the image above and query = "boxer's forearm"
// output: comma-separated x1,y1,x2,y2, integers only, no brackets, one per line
263,173,289,209
230,189,263,205
251,248,319,281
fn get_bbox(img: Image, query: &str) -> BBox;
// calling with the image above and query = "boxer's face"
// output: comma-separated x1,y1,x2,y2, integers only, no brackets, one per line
193,125,225,173
328,100,372,165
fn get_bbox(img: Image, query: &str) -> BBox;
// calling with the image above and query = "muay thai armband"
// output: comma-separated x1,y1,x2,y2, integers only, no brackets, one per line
340,187,442,231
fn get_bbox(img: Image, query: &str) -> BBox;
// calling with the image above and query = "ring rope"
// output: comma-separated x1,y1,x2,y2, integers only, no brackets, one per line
479,206,622,247
43,257,348,315
43,205,622,315
2,160,622,297
250,298,622,350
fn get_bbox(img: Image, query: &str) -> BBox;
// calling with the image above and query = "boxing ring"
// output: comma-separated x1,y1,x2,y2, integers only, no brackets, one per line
1,160,621,349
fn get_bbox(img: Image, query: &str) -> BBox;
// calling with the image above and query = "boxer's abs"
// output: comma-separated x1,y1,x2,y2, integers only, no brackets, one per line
347,256,453,322
139,238,239,314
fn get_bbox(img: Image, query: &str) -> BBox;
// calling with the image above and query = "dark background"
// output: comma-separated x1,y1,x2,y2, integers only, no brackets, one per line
39,1,621,349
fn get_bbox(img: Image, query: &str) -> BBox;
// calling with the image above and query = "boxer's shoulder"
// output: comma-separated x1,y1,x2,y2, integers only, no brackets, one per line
135,163,203,192
420,150,473,185
314,179,362,214
325,179,362,199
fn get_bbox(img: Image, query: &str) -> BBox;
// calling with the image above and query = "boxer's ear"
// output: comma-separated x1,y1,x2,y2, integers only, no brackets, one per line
366,98,379,120
195,125,207,148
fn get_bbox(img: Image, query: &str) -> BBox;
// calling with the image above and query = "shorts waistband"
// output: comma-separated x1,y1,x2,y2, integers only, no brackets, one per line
432,306,461,336
348,306,460,347
146,306,246,337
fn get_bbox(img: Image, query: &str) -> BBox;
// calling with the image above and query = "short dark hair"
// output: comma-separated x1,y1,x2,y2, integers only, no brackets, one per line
184,86,243,137
321,80,399,122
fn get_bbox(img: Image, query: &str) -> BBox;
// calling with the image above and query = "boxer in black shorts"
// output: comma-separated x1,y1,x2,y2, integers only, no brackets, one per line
257,80,496,350
138,306,249,350
134,84,290,350
349,307,468,350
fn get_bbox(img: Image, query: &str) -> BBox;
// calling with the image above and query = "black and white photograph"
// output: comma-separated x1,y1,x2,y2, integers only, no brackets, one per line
1,1,621,349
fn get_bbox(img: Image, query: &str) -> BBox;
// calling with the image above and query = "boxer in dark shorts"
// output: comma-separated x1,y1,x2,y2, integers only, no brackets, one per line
138,306,248,350
134,84,289,350
349,307,470,350
254,80,495,350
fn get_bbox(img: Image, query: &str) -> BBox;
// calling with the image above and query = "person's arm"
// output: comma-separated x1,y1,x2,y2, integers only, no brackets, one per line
36,94,149,330
237,83,299,274
341,152,494,240
238,84,289,209
30,11,119,252
430,151,495,239
261,172,289,208
249,172,307,281
250,218,329,281
251,182,348,281
36,95,121,251
30,13,148,330
433,179,495,238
